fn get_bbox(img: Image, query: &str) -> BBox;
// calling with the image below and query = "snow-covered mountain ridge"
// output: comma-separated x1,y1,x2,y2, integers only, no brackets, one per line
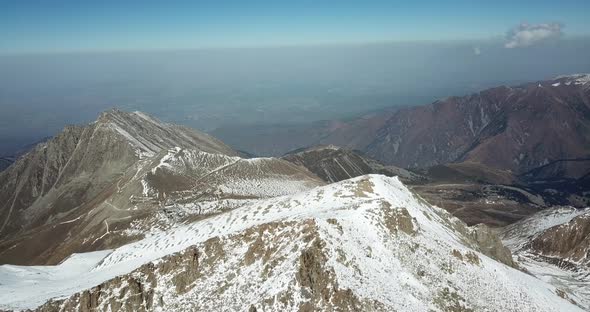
0,110,321,266
0,175,581,311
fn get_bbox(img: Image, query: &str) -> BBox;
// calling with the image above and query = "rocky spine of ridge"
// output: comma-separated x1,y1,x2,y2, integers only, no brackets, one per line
281,145,424,184
0,109,236,239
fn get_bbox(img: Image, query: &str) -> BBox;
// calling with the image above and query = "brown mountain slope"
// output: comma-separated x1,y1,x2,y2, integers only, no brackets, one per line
365,74,590,174
501,207,590,307
528,211,590,264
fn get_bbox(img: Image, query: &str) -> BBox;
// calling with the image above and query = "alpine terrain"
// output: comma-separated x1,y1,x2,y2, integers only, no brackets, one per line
0,175,583,311
0,110,322,265
212,74,590,224
1,73,589,311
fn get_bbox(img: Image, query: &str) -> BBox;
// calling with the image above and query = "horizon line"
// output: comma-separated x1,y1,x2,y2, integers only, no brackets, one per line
3,35,590,56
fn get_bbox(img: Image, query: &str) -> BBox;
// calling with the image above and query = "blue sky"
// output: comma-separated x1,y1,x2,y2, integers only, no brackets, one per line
1,0,589,53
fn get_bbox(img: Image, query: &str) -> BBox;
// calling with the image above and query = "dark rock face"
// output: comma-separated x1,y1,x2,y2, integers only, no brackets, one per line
295,239,362,312
365,75,590,174
282,145,424,184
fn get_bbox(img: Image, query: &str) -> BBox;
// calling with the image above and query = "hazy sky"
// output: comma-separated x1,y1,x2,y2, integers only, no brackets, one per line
1,0,590,53
1,1,590,154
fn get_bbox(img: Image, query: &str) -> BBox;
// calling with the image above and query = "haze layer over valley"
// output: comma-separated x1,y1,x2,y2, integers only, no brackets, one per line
2,38,590,155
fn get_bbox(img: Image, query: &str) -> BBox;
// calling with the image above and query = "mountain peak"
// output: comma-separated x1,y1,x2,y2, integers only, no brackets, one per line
93,109,236,158
0,108,237,243
97,107,128,121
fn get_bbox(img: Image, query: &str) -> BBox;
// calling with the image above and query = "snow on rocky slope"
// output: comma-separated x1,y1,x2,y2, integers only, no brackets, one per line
501,207,590,309
0,110,322,266
99,109,237,158
0,175,581,311
502,207,589,251
0,146,323,267
0,109,236,244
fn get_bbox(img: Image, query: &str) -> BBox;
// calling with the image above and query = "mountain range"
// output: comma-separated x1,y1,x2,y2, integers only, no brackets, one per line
0,74,589,311
214,74,590,224
214,74,590,176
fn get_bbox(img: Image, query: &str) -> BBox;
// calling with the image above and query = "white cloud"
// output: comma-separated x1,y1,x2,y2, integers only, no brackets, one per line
505,22,563,48
473,46,481,55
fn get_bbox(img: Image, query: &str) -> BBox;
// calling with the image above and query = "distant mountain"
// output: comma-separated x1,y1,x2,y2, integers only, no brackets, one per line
212,107,398,157
213,74,590,187
365,74,590,174
216,73,590,226
0,109,322,265
282,145,424,184
2,175,581,312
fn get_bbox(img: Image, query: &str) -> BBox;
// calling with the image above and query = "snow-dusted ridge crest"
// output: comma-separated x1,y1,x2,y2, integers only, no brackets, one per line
553,73,590,86
502,206,590,251
0,175,582,311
